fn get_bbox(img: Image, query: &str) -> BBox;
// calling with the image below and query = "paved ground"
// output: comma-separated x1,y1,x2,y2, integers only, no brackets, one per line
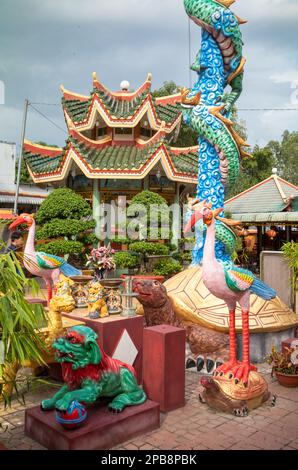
0,365,297,451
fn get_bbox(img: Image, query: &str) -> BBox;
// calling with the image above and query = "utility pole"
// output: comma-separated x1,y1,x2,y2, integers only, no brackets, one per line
14,99,29,214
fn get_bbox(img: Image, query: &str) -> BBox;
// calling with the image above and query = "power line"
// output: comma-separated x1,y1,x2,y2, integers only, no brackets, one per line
30,102,60,107
29,103,67,135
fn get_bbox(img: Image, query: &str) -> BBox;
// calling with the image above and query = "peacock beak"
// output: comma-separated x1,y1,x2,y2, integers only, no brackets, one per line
9,216,27,231
184,210,204,235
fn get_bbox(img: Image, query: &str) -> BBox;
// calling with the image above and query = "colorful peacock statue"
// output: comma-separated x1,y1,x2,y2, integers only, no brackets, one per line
9,214,81,305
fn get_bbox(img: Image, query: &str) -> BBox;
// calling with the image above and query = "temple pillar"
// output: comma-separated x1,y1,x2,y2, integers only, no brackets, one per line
172,183,180,249
93,180,101,239
143,174,149,190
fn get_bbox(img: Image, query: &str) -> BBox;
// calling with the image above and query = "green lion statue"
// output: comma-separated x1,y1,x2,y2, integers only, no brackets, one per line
41,325,146,413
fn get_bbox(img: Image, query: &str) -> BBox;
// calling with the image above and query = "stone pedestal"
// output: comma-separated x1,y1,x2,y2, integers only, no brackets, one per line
0,442,7,451
143,325,186,412
63,310,144,383
25,401,160,450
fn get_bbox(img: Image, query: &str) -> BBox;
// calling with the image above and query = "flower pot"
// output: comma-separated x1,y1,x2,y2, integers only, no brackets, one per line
275,371,298,388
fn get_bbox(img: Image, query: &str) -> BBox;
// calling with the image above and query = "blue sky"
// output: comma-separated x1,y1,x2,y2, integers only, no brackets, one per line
0,0,298,151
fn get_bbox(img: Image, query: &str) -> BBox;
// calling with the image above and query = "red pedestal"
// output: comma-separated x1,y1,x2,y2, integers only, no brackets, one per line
63,310,144,383
282,338,298,353
25,401,160,450
143,325,186,412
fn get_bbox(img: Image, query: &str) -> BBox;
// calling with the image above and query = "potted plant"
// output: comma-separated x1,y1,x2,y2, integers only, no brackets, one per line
153,259,183,280
267,345,298,387
0,250,48,404
114,251,140,277
85,243,116,280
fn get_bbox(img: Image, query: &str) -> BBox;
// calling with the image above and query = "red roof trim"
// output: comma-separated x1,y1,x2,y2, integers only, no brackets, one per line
24,142,62,158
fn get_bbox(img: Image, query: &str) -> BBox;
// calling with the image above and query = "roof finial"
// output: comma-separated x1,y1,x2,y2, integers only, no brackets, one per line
120,80,130,91
272,167,278,175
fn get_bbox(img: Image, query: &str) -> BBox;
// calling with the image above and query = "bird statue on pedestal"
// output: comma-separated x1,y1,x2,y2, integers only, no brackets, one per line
9,213,81,305
184,201,276,385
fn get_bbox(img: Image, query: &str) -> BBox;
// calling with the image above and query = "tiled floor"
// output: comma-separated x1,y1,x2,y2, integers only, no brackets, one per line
0,365,297,451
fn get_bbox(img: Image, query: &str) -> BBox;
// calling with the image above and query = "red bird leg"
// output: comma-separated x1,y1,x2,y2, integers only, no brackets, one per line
214,310,239,376
233,311,257,384
47,284,53,306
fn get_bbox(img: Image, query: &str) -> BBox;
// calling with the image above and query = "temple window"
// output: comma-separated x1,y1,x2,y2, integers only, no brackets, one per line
97,127,107,138
114,128,133,136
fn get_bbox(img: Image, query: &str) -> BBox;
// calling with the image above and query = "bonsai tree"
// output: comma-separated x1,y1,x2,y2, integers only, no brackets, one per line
35,188,97,266
0,250,48,404
126,190,172,242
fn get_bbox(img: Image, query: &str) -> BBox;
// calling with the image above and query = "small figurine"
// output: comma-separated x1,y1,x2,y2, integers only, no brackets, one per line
55,274,75,297
72,283,89,308
87,282,108,319
41,326,147,416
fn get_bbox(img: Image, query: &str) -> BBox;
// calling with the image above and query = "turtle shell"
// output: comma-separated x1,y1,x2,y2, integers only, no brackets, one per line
164,266,298,333
213,371,268,402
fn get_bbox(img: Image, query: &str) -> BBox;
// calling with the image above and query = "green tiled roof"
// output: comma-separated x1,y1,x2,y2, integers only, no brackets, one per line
225,177,298,214
24,149,64,174
62,98,91,122
62,89,181,124
69,136,163,171
24,138,198,179
169,149,198,175
155,103,181,123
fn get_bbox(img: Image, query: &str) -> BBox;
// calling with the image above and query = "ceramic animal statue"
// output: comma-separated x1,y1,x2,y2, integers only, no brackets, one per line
181,0,249,264
41,325,146,413
87,282,108,319
134,278,229,372
9,214,81,305
55,274,75,297
184,202,276,385
199,372,271,417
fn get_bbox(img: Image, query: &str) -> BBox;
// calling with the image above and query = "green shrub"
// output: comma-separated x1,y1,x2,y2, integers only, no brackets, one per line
129,241,169,256
114,252,140,269
282,242,298,291
153,259,182,277
36,188,92,224
36,219,95,240
35,188,95,260
36,240,83,256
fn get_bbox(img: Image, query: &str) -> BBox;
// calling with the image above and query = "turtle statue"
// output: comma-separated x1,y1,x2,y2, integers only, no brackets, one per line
134,269,298,370
199,371,271,417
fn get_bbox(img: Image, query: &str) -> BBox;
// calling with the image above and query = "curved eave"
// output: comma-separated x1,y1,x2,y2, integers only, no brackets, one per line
64,94,181,133
27,143,197,185
93,72,153,101
24,140,63,156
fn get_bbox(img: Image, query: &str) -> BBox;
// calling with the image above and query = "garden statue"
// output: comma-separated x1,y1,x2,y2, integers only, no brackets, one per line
55,274,75,297
184,202,276,385
87,281,108,319
41,325,147,415
9,213,81,305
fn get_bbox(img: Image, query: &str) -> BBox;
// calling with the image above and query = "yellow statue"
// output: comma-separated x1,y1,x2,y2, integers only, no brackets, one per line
87,282,108,319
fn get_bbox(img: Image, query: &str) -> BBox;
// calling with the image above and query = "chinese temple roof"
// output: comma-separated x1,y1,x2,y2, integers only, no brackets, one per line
225,172,298,224
23,73,199,186
61,73,181,132
24,137,198,184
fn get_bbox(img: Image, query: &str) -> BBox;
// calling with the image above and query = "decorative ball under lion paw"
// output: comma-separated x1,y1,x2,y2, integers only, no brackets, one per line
55,401,87,430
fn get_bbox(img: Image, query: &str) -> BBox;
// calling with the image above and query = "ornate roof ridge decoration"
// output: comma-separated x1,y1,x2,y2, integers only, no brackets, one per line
24,140,63,156
61,75,182,131
23,139,198,184
92,72,153,101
